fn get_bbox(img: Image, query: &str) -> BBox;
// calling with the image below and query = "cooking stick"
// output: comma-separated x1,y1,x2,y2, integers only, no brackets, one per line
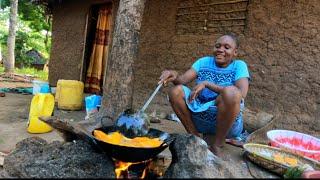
139,83,163,113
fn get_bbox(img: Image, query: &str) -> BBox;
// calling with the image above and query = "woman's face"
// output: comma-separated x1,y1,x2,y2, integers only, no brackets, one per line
213,35,238,68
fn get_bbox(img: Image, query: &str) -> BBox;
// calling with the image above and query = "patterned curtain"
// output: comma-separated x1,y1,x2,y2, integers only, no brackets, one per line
85,4,112,94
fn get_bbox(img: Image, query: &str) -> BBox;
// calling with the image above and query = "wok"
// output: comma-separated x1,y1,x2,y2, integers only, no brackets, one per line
90,126,175,162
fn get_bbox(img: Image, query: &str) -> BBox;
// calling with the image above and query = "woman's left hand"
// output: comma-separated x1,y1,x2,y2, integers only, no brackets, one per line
189,81,208,102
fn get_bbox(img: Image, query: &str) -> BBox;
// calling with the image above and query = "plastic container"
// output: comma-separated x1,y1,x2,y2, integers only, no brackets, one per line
32,80,50,95
27,93,54,134
267,129,320,161
56,80,84,110
85,95,102,113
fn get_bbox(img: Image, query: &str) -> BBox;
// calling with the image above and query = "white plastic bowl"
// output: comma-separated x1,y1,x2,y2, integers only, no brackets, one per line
267,129,320,162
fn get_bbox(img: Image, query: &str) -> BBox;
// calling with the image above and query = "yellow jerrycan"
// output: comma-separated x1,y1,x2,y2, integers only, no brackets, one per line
27,93,54,134
56,80,84,110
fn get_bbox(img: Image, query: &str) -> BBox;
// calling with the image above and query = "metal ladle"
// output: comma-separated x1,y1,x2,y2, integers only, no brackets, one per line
114,83,163,138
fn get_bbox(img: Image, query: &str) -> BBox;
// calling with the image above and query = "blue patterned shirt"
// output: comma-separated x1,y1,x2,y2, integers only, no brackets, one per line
192,56,250,103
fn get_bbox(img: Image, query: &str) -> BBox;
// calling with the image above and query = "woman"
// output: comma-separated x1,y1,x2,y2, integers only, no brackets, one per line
159,33,250,157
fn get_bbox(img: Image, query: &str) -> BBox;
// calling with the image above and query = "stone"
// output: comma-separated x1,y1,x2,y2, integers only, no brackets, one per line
3,137,115,178
164,134,234,178
243,108,274,133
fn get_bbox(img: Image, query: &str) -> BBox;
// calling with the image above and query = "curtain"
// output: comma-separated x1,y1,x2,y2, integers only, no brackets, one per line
85,4,112,94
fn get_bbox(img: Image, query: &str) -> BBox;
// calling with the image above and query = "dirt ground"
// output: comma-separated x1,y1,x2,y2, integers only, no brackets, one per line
0,81,278,178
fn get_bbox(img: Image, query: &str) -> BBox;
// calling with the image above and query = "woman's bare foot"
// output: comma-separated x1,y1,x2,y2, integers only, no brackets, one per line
208,145,223,157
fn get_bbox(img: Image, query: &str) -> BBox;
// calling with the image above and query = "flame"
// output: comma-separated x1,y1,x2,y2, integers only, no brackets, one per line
115,161,133,178
114,159,151,179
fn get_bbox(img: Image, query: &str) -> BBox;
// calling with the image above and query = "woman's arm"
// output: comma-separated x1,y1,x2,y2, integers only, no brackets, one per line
204,77,249,98
189,78,249,102
234,78,249,98
159,68,197,85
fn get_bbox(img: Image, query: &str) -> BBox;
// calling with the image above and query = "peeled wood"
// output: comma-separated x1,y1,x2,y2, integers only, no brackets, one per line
0,152,7,166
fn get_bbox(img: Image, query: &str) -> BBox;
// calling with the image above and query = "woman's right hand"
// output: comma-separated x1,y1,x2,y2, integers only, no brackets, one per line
158,70,178,85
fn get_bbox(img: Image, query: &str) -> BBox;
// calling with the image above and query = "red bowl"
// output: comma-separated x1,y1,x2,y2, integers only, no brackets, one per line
267,130,320,162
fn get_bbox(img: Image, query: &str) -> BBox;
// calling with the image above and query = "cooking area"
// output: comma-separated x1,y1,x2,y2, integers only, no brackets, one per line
91,123,174,178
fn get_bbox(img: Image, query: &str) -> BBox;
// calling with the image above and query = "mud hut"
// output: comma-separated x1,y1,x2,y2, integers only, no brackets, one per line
35,0,319,136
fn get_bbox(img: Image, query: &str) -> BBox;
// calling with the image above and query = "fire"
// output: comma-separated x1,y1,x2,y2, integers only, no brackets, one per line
115,161,133,178
114,159,151,179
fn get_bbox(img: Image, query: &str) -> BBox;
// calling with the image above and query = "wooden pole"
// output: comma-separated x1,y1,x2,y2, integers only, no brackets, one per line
99,0,146,124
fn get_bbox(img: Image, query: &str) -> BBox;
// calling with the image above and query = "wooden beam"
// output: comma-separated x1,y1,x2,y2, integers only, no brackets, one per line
178,0,249,9
99,0,147,123
176,9,247,16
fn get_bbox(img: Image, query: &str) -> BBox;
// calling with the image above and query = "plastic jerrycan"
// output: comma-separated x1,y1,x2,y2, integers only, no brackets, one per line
27,93,54,134
56,80,84,110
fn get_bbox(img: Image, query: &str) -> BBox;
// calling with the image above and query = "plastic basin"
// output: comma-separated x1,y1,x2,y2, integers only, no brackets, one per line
267,130,320,162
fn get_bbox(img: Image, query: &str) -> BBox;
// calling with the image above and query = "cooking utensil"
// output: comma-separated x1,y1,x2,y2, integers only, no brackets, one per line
114,83,163,138
91,125,175,162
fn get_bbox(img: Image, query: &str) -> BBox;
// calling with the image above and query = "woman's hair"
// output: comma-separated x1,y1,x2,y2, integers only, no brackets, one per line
224,32,239,48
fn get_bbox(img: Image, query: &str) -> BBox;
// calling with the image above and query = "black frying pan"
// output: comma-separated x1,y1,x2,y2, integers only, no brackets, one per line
91,126,175,162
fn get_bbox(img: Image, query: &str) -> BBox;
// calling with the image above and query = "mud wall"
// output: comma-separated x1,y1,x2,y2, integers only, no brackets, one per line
49,0,113,86
133,0,320,132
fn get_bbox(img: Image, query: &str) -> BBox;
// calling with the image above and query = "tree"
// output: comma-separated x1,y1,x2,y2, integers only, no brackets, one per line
0,0,52,68
99,0,146,123
4,0,18,73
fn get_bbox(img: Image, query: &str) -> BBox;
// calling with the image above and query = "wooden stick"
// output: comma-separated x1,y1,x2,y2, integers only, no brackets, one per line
80,12,89,82
176,17,246,22
177,9,247,16
207,23,246,28
0,152,8,166
178,0,249,9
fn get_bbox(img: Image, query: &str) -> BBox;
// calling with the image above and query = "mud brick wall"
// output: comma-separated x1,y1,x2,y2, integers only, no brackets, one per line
48,0,114,86
133,0,320,131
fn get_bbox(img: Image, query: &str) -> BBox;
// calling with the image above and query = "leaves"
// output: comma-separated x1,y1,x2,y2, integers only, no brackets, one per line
0,0,51,67
284,166,304,179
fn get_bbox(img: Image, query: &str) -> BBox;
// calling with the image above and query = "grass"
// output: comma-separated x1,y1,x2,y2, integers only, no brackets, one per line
0,66,48,81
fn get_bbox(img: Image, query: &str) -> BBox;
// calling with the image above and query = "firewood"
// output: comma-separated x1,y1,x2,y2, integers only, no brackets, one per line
39,116,101,143
0,152,8,166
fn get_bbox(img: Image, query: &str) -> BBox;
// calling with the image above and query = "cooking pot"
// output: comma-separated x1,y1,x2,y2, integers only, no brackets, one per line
90,126,175,162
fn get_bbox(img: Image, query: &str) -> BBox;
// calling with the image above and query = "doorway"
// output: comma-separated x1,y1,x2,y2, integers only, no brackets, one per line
82,3,113,95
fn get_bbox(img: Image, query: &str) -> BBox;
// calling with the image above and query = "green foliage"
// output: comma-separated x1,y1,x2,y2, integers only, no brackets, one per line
0,7,9,47
16,67,48,81
0,65,48,81
284,166,304,179
0,0,51,67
